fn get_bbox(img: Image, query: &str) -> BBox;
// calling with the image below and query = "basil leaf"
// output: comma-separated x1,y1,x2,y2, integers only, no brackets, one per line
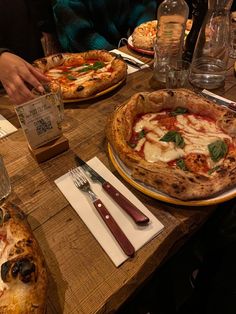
138,130,146,139
92,61,105,69
208,140,228,162
78,67,90,72
176,159,188,171
160,130,185,148
67,75,77,80
208,165,221,175
128,130,146,148
170,107,188,116
78,61,105,73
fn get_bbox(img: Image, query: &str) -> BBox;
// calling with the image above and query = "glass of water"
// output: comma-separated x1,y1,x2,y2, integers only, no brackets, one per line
166,60,190,89
0,155,11,201
229,12,236,58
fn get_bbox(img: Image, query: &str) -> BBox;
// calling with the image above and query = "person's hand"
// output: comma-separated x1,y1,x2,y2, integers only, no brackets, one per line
0,52,50,105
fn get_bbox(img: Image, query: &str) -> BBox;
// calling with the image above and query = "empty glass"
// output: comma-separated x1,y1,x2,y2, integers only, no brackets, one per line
166,60,190,88
229,12,236,58
0,155,11,201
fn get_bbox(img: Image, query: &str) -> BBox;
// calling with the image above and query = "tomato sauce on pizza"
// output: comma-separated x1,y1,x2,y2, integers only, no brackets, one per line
33,50,127,101
106,89,236,201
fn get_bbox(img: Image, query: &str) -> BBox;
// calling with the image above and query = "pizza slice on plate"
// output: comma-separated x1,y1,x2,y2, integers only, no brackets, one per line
0,202,47,313
33,50,127,101
106,89,236,201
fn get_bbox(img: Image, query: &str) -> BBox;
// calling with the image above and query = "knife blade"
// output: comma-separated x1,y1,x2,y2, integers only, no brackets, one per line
75,155,150,226
200,90,236,111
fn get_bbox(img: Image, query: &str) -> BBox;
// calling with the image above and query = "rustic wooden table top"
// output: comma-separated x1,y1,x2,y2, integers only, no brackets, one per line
0,46,236,314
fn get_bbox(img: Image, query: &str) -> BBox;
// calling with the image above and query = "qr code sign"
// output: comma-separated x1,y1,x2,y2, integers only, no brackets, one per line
34,117,53,135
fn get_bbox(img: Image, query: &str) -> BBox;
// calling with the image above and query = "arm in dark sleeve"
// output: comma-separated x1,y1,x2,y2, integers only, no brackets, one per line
129,0,158,30
53,1,115,52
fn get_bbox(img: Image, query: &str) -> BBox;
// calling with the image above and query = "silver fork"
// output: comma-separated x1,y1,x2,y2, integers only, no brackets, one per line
69,168,135,257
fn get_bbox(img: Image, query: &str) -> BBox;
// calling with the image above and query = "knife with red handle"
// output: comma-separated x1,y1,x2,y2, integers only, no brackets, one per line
75,155,150,226
93,199,135,257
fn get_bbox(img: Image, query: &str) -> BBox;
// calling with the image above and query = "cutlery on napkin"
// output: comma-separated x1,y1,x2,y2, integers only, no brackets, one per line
55,157,164,267
110,49,149,74
74,155,150,226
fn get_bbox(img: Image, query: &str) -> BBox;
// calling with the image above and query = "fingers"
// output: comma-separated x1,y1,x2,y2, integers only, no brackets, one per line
4,63,51,105
3,76,35,105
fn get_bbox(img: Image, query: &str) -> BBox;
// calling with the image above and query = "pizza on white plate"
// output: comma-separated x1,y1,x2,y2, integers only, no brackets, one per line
33,50,127,101
106,89,236,201
0,202,47,313
132,19,192,51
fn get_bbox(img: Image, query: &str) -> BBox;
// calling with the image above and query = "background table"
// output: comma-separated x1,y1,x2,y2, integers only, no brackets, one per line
0,48,236,313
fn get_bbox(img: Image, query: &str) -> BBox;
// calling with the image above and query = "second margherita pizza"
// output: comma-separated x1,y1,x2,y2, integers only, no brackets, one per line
106,89,236,201
132,19,192,51
33,50,127,100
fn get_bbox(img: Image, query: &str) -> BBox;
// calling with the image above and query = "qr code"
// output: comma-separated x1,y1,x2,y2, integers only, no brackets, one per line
34,117,53,135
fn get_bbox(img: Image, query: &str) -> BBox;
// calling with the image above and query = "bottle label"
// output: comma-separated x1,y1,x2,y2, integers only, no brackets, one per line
157,15,186,52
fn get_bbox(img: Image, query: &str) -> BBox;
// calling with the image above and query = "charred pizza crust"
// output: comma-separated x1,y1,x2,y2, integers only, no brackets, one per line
132,20,157,50
0,202,47,313
106,89,236,201
132,19,192,51
33,50,127,100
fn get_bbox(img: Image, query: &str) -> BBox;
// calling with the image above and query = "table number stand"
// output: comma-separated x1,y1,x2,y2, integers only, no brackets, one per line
28,135,69,163
15,91,69,163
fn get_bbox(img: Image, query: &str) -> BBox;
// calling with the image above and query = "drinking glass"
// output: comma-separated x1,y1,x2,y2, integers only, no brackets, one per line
166,60,190,89
0,155,11,201
229,12,236,58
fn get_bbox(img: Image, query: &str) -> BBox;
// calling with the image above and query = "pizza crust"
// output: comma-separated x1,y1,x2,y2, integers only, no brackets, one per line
33,50,127,100
106,89,236,201
132,19,192,51
0,202,47,313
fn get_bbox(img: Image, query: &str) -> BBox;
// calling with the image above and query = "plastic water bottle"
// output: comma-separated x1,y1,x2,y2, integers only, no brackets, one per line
153,0,189,84
189,0,233,90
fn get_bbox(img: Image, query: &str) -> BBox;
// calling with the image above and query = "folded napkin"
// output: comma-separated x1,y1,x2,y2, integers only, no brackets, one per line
55,157,164,267
110,49,149,74
0,114,17,138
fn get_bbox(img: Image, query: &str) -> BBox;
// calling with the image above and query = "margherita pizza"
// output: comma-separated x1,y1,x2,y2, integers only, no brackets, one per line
0,202,47,313
106,89,236,201
132,19,192,51
33,50,127,101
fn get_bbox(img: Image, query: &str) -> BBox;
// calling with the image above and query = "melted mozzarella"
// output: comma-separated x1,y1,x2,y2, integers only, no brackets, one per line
134,112,232,163
144,141,184,162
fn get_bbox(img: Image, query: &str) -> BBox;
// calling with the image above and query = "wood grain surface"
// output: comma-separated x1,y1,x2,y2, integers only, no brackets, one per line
1,47,236,314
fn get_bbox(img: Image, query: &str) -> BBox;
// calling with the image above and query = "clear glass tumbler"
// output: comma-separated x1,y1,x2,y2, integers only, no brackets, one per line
229,12,236,58
166,60,190,89
0,155,11,201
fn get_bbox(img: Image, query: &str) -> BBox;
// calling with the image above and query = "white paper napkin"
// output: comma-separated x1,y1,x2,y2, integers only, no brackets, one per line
110,49,149,74
0,114,17,138
55,157,164,267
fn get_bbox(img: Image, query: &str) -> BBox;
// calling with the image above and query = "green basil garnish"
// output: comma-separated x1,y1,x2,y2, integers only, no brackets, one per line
67,75,77,80
78,61,105,72
208,165,221,175
208,140,228,162
128,130,146,148
176,159,188,171
170,107,188,116
160,130,185,148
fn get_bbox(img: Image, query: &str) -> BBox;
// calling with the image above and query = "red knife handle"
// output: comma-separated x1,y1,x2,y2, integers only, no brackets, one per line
93,199,135,257
102,182,150,226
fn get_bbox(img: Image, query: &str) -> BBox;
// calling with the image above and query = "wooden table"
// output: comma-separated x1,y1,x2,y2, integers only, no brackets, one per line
1,48,236,314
